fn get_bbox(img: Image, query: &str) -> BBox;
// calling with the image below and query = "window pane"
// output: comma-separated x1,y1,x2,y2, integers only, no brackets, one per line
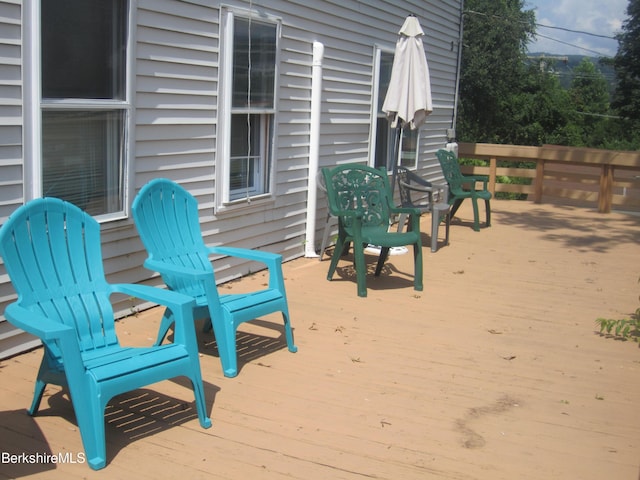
229,113,271,200
378,52,394,113
231,113,260,158
41,0,127,99
374,117,392,169
42,110,125,216
232,18,276,108
400,130,418,167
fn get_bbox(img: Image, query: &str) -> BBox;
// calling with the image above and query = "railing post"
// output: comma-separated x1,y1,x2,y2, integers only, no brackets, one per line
534,159,544,204
489,157,497,195
598,164,613,213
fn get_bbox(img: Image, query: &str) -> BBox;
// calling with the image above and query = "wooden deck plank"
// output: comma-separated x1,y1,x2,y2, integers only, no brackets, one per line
1,200,639,479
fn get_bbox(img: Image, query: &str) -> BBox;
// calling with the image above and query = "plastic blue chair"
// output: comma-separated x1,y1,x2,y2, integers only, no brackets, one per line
132,179,297,378
321,164,423,297
0,198,211,470
436,149,491,231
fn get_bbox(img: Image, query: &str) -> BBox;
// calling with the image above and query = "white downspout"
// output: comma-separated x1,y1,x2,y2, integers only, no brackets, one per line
304,41,324,257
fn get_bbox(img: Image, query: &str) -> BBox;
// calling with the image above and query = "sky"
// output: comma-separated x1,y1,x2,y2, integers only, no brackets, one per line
525,0,628,57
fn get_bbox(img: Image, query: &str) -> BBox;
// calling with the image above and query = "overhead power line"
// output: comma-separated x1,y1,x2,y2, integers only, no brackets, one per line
535,23,616,40
464,9,617,58
534,32,611,57
464,9,616,40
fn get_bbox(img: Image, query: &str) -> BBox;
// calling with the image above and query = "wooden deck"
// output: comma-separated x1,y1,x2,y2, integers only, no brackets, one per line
1,200,639,480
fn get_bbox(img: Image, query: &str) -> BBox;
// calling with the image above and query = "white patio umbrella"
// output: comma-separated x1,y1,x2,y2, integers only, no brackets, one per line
367,15,432,257
382,15,433,131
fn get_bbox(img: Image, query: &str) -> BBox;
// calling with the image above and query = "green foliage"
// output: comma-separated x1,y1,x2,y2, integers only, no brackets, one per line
612,0,640,124
595,277,640,343
457,0,640,150
458,0,536,144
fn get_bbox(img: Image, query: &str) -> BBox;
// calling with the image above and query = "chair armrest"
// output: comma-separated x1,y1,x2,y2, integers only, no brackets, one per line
110,283,196,346
208,246,286,292
4,303,75,341
461,174,489,189
321,205,363,219
3,303,85,377
390,206,422,217
399,180,435,194
143,258,211,282
110,283,196,311
209,246,282,266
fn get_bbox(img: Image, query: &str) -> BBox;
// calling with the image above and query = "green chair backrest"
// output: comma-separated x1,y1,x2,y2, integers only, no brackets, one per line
322,164,393,231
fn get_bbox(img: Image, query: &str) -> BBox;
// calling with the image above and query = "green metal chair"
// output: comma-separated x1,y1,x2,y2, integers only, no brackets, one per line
321,164,423,297
436,149,491,231
0,198,211,470
132,178,297,378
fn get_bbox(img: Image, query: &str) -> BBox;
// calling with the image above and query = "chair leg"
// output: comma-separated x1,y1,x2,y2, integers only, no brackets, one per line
188,374,213,429
212,318,239,378
450,198,463,219
28,378,47,416
280,310,298,353
327,241,342,281
444,212,451,245
319,215,334,261
471,198,480,232
413,243,424,292
485,199,491,227
374,247,390,277
354,243,368,298
430,212,439,252
155,309,174,345
73,390,108,470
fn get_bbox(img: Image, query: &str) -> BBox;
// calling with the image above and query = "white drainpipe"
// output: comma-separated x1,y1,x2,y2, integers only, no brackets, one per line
304,41,324,257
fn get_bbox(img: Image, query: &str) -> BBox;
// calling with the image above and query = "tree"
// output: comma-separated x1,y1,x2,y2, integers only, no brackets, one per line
457,0,536,143
612,0,640,123
568,58,611,147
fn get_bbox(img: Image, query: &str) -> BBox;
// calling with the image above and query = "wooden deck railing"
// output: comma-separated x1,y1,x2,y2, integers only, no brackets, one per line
457,143,640,213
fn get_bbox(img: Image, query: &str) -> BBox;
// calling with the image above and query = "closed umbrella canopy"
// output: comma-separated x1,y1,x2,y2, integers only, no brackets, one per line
382,15,433,130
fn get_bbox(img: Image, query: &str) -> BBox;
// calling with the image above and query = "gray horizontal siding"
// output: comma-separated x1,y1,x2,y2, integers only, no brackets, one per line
0,0,462,358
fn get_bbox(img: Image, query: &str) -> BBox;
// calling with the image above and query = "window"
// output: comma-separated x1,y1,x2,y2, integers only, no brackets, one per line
372,49,418,171
36,0,129,218
220,10,279,204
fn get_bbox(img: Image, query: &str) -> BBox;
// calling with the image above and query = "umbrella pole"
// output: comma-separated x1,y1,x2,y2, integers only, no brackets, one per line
390,126,402,197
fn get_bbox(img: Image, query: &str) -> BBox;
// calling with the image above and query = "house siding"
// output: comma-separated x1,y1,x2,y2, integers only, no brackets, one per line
0,0,462,358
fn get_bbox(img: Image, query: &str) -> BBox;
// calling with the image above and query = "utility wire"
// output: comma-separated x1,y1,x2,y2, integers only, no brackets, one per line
465,9,617,40
533,32,611,57
535,22,616,40
464,9,617,57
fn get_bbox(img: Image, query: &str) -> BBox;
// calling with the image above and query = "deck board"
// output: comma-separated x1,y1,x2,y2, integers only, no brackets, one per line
1,200,639,479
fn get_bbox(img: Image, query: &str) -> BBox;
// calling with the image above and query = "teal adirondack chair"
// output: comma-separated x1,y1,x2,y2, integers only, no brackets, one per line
321,164,423,297
132,179,297,378
436,149,491,231
0,198,211,470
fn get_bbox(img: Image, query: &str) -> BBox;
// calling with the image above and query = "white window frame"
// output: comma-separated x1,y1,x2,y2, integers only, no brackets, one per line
23,0,134,223
370,46,419,172
217,6,280,209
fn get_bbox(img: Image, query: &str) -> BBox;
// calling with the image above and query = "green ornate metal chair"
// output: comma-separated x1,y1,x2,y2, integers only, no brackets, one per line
0,198,211,470
321,164,423,297
436,149,491,231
